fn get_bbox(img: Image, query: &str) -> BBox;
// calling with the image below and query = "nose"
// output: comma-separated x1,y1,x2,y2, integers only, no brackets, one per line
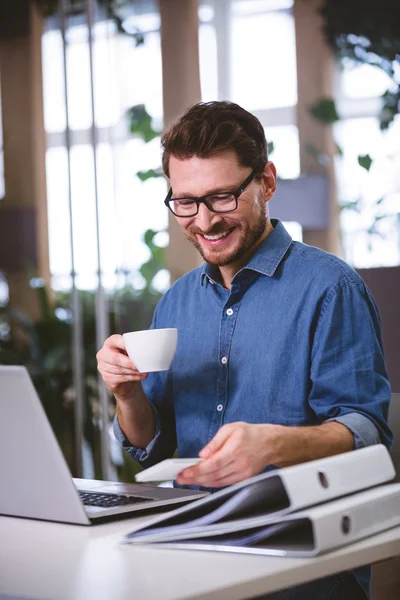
195,202,224,233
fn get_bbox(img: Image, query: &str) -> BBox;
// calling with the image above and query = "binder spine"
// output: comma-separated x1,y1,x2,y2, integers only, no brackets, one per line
313,487,400,554
281,445,395,512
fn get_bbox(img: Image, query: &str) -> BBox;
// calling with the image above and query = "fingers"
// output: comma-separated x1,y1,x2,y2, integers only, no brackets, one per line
104,334,127,351
97,335,139,372
193,469,249,488
98,360,138,377
176,458,250,488
176,457,236,487
96,335,148,393
177,423,258,487
104,373,147,385
199,423,235,458
177,428,239,486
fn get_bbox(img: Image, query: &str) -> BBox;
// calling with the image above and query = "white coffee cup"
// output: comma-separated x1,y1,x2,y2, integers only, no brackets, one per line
123,328,178,373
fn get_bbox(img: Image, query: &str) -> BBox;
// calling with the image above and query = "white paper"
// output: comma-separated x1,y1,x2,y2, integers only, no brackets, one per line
135,458,202,482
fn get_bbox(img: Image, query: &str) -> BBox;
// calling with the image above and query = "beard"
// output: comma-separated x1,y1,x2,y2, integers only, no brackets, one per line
184,210,268,267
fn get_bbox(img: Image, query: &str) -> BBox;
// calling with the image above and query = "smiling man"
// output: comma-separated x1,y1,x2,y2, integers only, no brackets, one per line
97,101,392,600
165,152,275,288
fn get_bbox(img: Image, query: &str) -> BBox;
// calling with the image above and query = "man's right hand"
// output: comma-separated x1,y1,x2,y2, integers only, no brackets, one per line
96,334,148,400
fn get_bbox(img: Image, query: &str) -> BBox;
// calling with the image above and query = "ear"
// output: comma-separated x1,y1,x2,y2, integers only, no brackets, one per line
261,162,277,203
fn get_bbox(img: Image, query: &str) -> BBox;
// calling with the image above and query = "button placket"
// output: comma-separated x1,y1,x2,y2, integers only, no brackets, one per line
209,293,241,439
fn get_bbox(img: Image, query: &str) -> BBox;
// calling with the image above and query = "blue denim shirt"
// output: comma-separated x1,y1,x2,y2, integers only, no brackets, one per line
114,220,392,598
115,220,392,471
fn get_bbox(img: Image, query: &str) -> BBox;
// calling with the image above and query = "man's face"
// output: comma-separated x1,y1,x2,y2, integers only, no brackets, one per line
168,151,276,268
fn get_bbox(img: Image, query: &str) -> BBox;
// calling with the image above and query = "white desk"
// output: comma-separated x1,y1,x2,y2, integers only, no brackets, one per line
1,515,400,600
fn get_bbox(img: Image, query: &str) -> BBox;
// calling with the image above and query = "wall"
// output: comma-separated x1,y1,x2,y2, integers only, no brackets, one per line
357,266,400,392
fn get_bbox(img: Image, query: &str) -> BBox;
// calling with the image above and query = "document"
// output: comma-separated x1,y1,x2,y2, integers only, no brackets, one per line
135,458,202,482
124,445,396,549
140,483,400,557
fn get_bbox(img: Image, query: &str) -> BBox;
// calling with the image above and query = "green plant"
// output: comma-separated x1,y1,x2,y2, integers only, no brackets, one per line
0,227,167,480
306,1,400,261
36,0,145,46
2,5,168,479
320,0,400,131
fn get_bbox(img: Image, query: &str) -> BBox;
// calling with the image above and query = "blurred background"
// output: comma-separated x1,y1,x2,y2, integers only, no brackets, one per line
0,0,399,489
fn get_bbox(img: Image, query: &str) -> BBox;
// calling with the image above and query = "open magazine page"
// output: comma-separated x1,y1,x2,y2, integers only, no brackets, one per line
126,474,289,541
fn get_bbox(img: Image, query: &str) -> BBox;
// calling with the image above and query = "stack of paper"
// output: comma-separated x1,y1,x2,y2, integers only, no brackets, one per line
123,445,400,557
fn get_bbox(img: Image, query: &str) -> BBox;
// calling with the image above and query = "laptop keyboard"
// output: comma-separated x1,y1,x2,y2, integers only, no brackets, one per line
78,491,153,508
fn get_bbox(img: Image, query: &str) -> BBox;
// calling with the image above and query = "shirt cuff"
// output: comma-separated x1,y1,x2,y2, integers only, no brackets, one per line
326,412,381,449
112,405,162,463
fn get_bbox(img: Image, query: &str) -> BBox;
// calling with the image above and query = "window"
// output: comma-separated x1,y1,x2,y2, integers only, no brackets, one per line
265,125,300,179
198,0,299,181
335,116,400,267
0,76,5,201
231,3,297,111
199,9,218,102
341,62,397,100
335,56,400,267
41,2,168,480
43,10,167,291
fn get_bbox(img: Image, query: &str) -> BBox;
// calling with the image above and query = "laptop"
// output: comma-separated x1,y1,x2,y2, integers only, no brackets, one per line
0,366,207,525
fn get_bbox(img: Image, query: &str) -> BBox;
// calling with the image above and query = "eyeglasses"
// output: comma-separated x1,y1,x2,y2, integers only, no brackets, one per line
164,167,260,218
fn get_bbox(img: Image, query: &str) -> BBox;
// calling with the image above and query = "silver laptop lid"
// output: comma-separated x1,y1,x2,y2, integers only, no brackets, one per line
0,366,89,525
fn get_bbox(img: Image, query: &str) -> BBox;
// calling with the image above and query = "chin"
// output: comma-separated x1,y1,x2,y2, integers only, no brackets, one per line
201,245,246,267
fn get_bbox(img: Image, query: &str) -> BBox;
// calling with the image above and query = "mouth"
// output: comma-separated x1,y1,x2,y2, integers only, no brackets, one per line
197,228,235,247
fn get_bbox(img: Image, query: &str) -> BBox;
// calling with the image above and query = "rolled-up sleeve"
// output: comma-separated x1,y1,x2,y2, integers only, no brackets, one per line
112,372,177,468
113,403,163,463
309,279,393,450
112,302,177,468
326,412,381,449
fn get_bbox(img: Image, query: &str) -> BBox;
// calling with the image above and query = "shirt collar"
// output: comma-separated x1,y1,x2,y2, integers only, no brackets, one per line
200,219,292,286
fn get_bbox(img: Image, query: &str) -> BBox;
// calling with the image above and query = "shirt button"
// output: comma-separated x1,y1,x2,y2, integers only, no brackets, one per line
226,308,233,316
221,356,228,365
217,404,223,412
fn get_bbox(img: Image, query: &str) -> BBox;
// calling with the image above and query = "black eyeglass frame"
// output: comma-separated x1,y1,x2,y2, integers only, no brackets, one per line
164,166,261,218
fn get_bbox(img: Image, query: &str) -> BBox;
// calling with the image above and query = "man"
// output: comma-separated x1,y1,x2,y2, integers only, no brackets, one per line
97,101,392,599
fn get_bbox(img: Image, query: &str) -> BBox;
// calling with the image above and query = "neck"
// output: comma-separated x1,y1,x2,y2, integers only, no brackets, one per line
219,220,274,290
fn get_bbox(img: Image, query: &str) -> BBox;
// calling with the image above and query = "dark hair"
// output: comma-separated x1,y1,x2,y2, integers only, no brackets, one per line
161,101,268,178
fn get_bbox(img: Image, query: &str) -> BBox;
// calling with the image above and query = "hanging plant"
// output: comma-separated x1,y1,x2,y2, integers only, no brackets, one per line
319,0,400,130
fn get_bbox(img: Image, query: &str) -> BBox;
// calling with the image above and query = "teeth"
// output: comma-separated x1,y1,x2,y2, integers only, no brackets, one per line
203,230,230,241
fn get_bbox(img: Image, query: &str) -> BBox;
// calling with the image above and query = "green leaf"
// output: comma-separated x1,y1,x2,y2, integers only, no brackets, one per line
335,142,343,156
143,229,158,248
379,90,399,130
134,33,145,47
308,98,340,124
136,168,164,182
35,0,59,16
358,154,373,171
128,104,160,143
340,200,360,212
267,141,274,157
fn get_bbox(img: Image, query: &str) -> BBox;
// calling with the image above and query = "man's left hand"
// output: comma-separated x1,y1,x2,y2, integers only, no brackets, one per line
176,422,282,488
